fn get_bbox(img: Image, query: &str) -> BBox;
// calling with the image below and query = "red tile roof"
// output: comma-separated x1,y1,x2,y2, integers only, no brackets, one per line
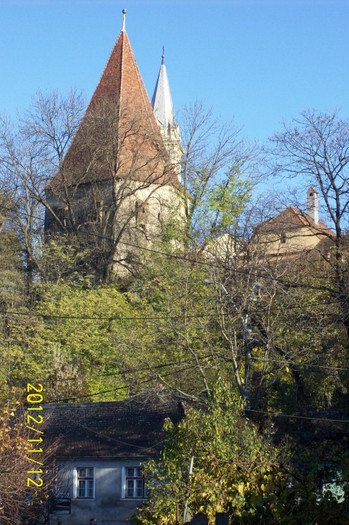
256,206,335,237
48,31,175,190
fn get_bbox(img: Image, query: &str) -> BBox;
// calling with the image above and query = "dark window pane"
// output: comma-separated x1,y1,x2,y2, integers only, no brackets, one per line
136,479,143,497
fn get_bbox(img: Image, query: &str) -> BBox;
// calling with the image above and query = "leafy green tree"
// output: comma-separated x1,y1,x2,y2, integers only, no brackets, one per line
136,383,349,525
179,101,256,248
127,250,227,399
201,236,348,414
0,276,140,403
31,281,138,401
136,383,284,525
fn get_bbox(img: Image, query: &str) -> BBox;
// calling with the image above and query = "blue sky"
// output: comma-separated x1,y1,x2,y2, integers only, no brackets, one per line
1,0,348,145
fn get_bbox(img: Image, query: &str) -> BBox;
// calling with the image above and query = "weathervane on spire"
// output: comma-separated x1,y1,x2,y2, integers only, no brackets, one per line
162,45,165,65
122,9,127,32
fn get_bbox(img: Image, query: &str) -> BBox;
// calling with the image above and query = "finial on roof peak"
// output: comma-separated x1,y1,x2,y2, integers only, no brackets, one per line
162,45,165,65
122,9,127,32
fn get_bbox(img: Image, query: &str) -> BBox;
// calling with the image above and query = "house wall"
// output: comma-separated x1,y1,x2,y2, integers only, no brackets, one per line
202,233,240,263
253,226,325,256
50,458,147,525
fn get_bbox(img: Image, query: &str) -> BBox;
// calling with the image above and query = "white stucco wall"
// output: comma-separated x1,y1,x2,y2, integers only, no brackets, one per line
50,458,147,525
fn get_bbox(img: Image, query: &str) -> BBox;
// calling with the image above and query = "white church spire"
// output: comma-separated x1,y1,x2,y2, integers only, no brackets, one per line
152,47,177,128
152,49,183,182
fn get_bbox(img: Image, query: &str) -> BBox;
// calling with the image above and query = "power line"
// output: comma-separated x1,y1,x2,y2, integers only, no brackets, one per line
248,408,349,424
3,346,348,388
0,203,341,287
212,350,349,372
249,355,349,372
45,362,205,403
11,353,214,385
2,309,219,322
0,295,346,323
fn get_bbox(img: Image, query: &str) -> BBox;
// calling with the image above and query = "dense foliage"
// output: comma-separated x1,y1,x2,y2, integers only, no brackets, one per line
0,94,348,522
136,385,285,524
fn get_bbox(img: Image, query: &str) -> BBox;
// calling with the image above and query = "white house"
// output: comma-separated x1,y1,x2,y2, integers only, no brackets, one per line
46,390,186,524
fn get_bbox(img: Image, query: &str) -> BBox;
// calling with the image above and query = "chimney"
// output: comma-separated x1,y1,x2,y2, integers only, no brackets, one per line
307,186,319,224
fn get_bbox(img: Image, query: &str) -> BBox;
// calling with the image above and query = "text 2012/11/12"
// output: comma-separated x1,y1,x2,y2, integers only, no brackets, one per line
26,383,44,488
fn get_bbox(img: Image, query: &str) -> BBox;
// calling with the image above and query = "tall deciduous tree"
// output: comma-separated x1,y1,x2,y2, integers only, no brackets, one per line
179,101,256,248
0,90,85,293
268,110,349,339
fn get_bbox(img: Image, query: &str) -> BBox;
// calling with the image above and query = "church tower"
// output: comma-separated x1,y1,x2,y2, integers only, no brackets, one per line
45,11,183,279
151,49,183,183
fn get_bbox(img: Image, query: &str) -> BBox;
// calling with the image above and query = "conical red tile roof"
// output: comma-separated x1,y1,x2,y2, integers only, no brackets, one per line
48,30,174,189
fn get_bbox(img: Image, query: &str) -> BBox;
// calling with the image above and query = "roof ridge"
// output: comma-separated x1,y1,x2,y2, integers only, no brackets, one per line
289,206,334,233
127,32,157,134
118,30,124,118
92,32,122,104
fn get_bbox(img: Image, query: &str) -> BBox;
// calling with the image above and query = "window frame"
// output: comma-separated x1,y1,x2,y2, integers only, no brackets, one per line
122,466,146,500
74,466,95,500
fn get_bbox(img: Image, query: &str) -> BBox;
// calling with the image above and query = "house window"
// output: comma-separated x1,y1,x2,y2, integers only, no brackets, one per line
77,467,94,498
124,467,146,499
281,232,286,244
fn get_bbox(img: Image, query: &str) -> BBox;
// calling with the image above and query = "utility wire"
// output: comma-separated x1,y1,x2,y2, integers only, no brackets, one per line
2,309,219,322
248,409,349,424
0,203,341,286
10,353,214,385
0,294,346,322
249,354,349,372
3,348,349,387
45,362,204,403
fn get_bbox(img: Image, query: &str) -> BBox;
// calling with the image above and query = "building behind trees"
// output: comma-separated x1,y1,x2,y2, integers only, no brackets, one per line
45,12,184,280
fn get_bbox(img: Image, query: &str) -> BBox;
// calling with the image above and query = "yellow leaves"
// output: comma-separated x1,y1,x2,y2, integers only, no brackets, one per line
237,483,245,496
